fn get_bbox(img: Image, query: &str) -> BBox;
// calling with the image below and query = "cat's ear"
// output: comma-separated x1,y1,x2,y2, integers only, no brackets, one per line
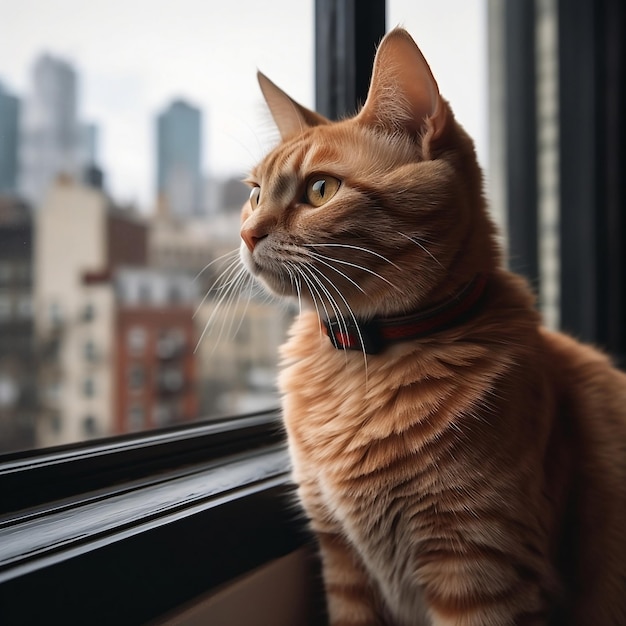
357,28,446,140
257,71,329,140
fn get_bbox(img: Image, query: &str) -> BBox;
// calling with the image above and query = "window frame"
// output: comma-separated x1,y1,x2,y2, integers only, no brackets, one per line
0,410,310,624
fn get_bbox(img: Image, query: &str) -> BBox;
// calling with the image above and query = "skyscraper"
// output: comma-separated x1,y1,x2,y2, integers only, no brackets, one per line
19,54,85,207
0,81,20,195
156,99,203,218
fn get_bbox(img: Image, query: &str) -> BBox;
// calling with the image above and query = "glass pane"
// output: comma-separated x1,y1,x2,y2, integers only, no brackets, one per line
388,0,489,182
0,0,313,452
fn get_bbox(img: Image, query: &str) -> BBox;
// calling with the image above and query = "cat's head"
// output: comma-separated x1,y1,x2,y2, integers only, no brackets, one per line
240,28,498,320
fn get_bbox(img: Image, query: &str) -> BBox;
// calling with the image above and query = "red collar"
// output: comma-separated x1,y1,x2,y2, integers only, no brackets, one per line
323,274,489,354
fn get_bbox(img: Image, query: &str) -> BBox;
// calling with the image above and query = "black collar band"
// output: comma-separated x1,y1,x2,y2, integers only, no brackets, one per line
323,273,489,355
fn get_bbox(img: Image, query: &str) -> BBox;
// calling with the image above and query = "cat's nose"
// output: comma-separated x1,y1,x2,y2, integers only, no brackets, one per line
241,224,266,253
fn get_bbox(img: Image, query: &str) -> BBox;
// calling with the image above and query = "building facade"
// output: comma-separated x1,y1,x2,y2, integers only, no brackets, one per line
114,268,198,433
0,199,36,452
35,180,116,446
34,178,200,447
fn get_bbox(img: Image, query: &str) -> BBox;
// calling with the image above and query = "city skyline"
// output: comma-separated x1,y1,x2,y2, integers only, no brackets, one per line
0,0,487,211
18,53,96,207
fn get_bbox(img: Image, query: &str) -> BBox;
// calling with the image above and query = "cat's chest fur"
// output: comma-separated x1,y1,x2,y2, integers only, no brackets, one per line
279,311,515,624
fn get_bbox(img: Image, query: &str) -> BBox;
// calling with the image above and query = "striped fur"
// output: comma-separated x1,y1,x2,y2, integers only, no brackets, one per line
239,29,626,625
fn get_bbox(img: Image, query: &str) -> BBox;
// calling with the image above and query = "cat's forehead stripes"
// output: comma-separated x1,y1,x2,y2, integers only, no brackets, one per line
260,131,343,195
258,139,310,202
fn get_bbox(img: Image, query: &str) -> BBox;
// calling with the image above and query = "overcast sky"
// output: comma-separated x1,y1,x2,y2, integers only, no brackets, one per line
0,0,487,211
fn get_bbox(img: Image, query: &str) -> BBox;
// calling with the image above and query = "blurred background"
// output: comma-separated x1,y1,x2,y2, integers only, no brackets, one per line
6,0,621,456
0,0,489,453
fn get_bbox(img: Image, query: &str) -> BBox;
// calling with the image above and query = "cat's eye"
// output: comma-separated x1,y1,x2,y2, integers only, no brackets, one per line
305,175,341,207
249,186,260,209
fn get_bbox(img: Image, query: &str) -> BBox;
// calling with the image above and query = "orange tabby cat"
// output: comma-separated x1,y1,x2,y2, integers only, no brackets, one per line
239,28,626,625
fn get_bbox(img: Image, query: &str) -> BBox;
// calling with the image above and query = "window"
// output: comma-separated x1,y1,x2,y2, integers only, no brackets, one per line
4,2,315,622
46,381,62,403
12,1,626,623
83,377,95,397
152,402,172,427
82,302,95,322
158,366,184,393
156,328,185,359
48,302,63,327
83,415,98,436
50,411,62,434
127,404,145,431
0,0,314,453
0,373,19,408
168,283,182,304
138,283,151,304
83,339,97,361
128,364,145,390
127,326,147,356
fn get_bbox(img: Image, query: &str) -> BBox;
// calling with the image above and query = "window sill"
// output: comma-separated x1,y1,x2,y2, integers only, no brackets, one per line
0,411,312,625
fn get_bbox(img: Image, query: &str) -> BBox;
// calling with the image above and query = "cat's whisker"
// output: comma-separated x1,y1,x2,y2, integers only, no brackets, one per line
195,271,240,353
303,251,366,294
193,254,244,319
289,262,325,341
300,265,345,336
298,267,336,342
194,248,240,282
397,232,444,269
219,269,254,340
219,269,254,343
194,263,249,353
303,243,401,270
299,265,347,336
300,266,352,368
307,264,370,379
286,264,304,317
306,250,402,292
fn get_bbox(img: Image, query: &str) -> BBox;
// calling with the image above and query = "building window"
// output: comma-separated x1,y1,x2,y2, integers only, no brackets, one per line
138,283,151,304
0,373,19,408
83,415,98,437
128,364,145,390
168,283,182,304
152,402,173,427
82,303,95,322
84,340,97,362
83,377,95,397
157,328,187,359
47,381,62,402
49,302,63,327
127,326,147,356
158,367,184,393
50,411,62,434
128,405,145,431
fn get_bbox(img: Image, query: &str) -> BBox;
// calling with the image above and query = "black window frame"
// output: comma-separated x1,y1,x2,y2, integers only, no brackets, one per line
0,410,311,624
